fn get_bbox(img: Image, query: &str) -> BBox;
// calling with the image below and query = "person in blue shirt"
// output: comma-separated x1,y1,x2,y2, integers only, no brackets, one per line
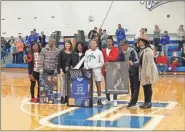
28,31,38,46
160,31,170,54
116,24,126,48
33,29,39,38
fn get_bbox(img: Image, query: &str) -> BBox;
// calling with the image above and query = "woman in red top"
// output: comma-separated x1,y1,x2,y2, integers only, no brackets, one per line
156,51,168,74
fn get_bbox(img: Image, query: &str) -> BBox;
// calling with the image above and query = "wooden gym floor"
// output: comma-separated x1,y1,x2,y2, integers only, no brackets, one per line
1,69,185,131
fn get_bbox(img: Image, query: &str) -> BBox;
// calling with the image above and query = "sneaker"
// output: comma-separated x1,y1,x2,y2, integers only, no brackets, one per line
30,97,36,103
97,99,104,106
139,102,152,109
113,100,118,107
103,99,111,105
36,97,40,102
126,103,137,108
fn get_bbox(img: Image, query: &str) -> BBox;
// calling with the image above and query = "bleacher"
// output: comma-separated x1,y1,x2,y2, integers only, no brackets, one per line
1,34,185,72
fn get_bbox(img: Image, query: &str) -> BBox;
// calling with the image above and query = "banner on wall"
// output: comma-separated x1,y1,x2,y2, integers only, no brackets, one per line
106,62,129,94
39,74,61,104
67,69,93,107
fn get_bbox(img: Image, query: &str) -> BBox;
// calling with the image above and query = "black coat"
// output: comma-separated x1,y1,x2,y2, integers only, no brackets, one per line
67,52,85,69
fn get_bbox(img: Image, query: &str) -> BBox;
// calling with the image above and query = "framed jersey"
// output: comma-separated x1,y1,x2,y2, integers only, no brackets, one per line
67,69,93,107
39,74,61,104
106,62,129,94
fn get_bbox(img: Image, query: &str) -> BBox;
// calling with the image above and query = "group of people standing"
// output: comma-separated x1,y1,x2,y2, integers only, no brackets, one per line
27,33,159,109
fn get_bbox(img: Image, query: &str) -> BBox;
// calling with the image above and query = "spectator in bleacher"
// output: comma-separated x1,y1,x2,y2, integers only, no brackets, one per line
28,31,38,46
24,36,30,47
8,36,15,44
116,24,126,48
39,31,46,48
177,25,185,51
100,29,108,49
169,52,180,75
98,28,103,50
144,28,148,36
18,36,24,44
135,28,145,42
10,40,18,64
160,31,170,54
156,51,169,74
153,25,161,49
16,39,24,64
88,27,98,40
33,29,39,38
181,46,185,66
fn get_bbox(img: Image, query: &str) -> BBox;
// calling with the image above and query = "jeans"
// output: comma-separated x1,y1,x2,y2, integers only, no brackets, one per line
12,54,18,64
153,38,160,50
157,64,168,72
162,45,168,55
178,40,183,51
18,51,23,64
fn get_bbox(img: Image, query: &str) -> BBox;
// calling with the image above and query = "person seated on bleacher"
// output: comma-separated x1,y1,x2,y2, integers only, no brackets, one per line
156,51,168,74
169,52,180,75
181,46,185,66
160,31,170,54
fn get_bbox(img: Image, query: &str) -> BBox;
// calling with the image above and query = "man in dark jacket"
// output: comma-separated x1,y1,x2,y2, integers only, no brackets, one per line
118,40,140,108
39,31,46,48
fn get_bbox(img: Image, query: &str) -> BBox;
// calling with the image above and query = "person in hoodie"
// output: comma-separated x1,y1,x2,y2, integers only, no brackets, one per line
67,41,87,69
156,51,169,74
116,24,126,48
84,39,104,106
101,36,119,107
100,30,108,49
169,51,180,75
160,31,170,54
28,31,38,46
177,25,185,51
118,40,140,108
27,42,41,102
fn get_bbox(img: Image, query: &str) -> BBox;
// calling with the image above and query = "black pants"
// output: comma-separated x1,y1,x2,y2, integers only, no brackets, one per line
30,71,40,98
178,40,183,51
153,38,160,50
12,54,18,63
104,72,117,100
142,84,152,103
129,71,140,104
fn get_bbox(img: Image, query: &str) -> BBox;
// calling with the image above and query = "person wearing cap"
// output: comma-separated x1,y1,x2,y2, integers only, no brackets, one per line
118,40,140,108
39,37,60,75
102,36,119,107
138,36,159,109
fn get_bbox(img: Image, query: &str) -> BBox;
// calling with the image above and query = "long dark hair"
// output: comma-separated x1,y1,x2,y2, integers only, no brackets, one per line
138,38,152,50
31,42,41,53
74,41,87,54
64,40,73,51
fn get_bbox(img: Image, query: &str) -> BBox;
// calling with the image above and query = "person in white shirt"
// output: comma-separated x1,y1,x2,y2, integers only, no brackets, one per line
84,39,104,106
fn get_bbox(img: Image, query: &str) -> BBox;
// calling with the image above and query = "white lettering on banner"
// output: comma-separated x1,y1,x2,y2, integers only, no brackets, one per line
140,0,184,11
